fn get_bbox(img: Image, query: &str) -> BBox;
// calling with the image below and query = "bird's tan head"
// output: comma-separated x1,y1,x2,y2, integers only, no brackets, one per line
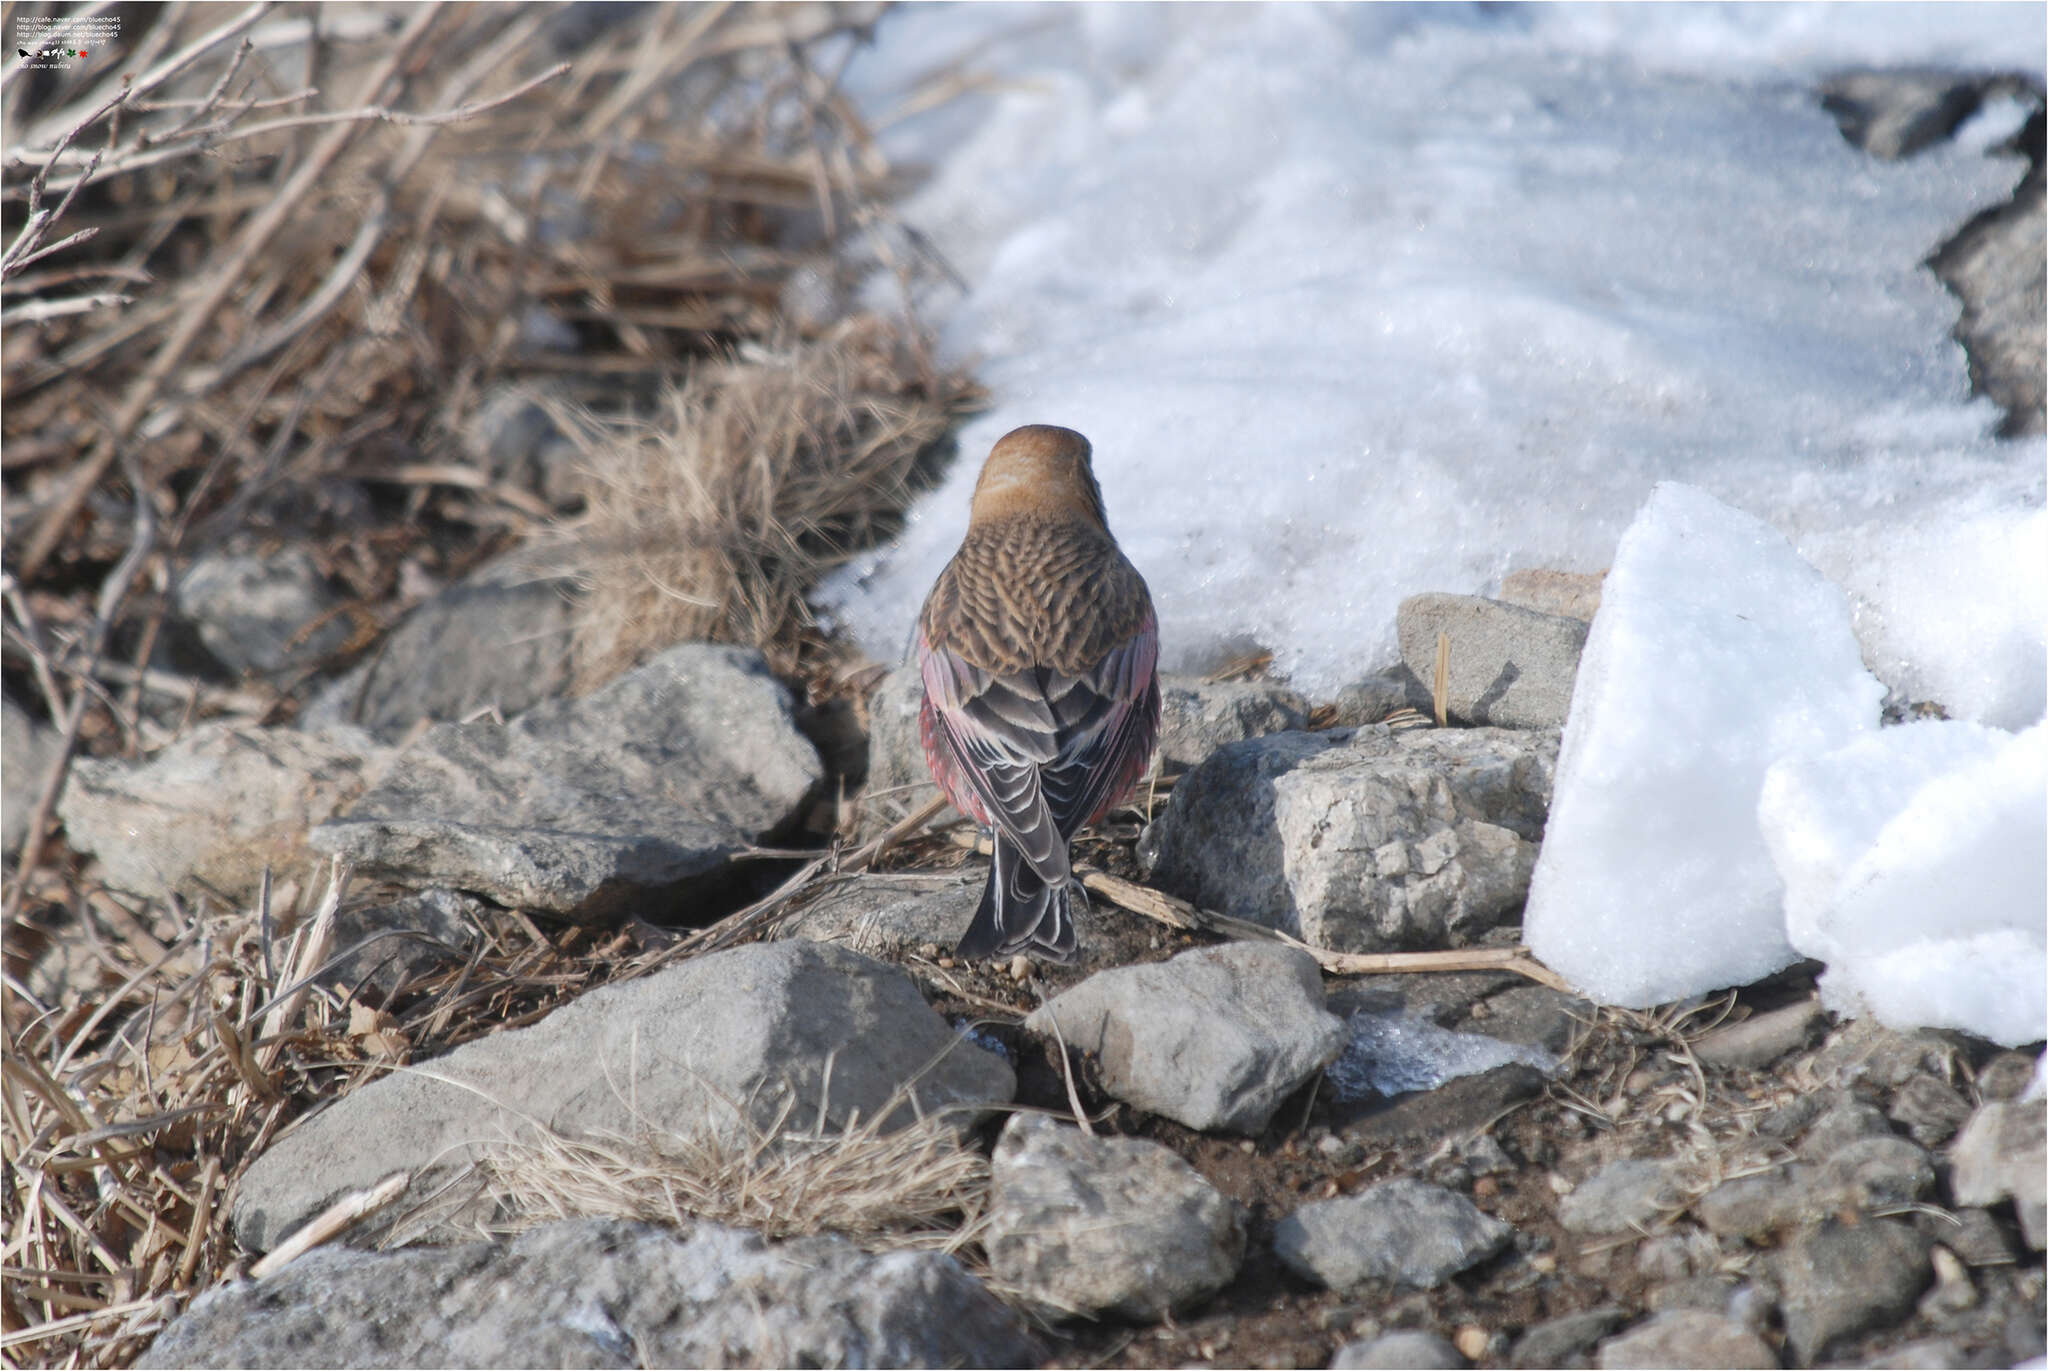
967,424,1108,528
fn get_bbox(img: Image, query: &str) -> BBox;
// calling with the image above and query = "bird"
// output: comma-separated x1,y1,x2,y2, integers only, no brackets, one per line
916,424,1161,963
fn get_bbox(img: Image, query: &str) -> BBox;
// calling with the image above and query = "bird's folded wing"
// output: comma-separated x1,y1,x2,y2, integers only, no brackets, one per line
920,638,1066,880
1039,618,1160,834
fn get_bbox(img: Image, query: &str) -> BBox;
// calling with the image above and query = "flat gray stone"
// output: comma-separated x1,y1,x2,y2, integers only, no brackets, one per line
985,1114,1242,1321
1691,999,1825,1071
1511,1307,1626,1369
2,696,58,853
58,722,388,902
304,555,581,743
1821,70,1991,161
1025,942,1346,1135
1497,569,1605,622
1695,1166,1829,1242
861,660,936,809
1819,1134,1933,1210
1886,1072,1973,1147
1139,726,1556,953
1798,1098,1897,1160
1156,675,1309,770
233,941,1014,1252
1775,1218,1931,1364
1811,1019,1961,1092
1397,593,1588,729
311,645,819,920
1273,1179,1512,1291
1948,1098,2047,1250
1559,1158,1676,1236
1595,1309,1778,1370
139,1218,1038,1369
776,873,978,958
1331,1330,1466,1369
325,888,484,998
1329,672,1424,727
177,549,352,677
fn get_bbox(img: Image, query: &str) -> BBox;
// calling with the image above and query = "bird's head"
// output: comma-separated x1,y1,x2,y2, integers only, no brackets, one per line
967,424,1108,529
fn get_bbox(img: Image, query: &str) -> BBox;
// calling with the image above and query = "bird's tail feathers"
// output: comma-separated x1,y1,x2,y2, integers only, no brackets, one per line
956,836,1079,963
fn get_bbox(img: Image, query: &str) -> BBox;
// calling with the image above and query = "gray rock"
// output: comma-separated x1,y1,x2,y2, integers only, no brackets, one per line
1341,1063,1547,1146
177,549,352,677
1929,1206,2017,1268
1887,1072,1974,1147
1647,1275,1740,1314
325,888,484,998
1696,1165,1829,1241
1775,1218,1931,1364
1812,1019,1960,1092
1396,593,1589,729
1925,103,2044,438
1798,1098,1896,1159
1861,1337,1972,1370
1327,1006,1555,1103
233,941,1013,1252
58,723,387,902
1139,726,1556,953
1497,569,1605,623
139,1218,1038,1369
1974,1050,2041,1102
1329,672,1425,727
1511,1307,1625,1369
304,556,580,744
465,385,582,506
1821,70,1992,160
1595,1309,1778,1370
1464,983,1594,1056
862,661,937,809
1948,1098,2047,1250
311,645,819,920
1273,1179,1512,1291
2,697,58,853
1692,999,1825,1071
1819,1134,1933,1209
985,1114,1242,1321
1331,1330,1466,1369
777,872,978,958
1026,942,1345,1135
1156,674,1310,770
1559,1159,1676,1236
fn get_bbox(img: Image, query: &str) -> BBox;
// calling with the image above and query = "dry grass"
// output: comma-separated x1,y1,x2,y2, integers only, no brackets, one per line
555,320,977,690
2,4,988,1365
410,1087,996,1260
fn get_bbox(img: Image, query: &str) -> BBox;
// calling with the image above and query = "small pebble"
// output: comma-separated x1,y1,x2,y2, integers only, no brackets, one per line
1318,1133,1349,1156
1007,954,1032,981
1239,1138,1257,1154
1454,1324,1489,1360
917,942,941,959
936,956,955,969
1548,1173,1575,1196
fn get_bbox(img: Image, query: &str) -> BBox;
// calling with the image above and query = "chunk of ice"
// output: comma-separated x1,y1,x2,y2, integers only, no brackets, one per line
1767,722,2046,1047
1523,482,1884,1007
1327,1008,1557,1101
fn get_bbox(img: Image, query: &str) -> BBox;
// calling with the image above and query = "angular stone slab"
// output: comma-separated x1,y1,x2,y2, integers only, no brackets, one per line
1155,675,1309,770
303,553,581,743
311,644,819,919
1139,726,1556,952
233,941,1014,1252
986,1114,1242,1321
1398,592,1589,730
1273,1178,1512,1290
140,1219,1039,1369
1025,942,1346,1135
59,722,388,902
777,872,979,958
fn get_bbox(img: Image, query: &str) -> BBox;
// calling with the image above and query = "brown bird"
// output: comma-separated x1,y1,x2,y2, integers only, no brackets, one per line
916,424,1161,962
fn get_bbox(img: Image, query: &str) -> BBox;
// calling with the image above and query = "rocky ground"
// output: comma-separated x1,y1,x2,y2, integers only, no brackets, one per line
17,571,2044,1370
5,32,2043,1371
